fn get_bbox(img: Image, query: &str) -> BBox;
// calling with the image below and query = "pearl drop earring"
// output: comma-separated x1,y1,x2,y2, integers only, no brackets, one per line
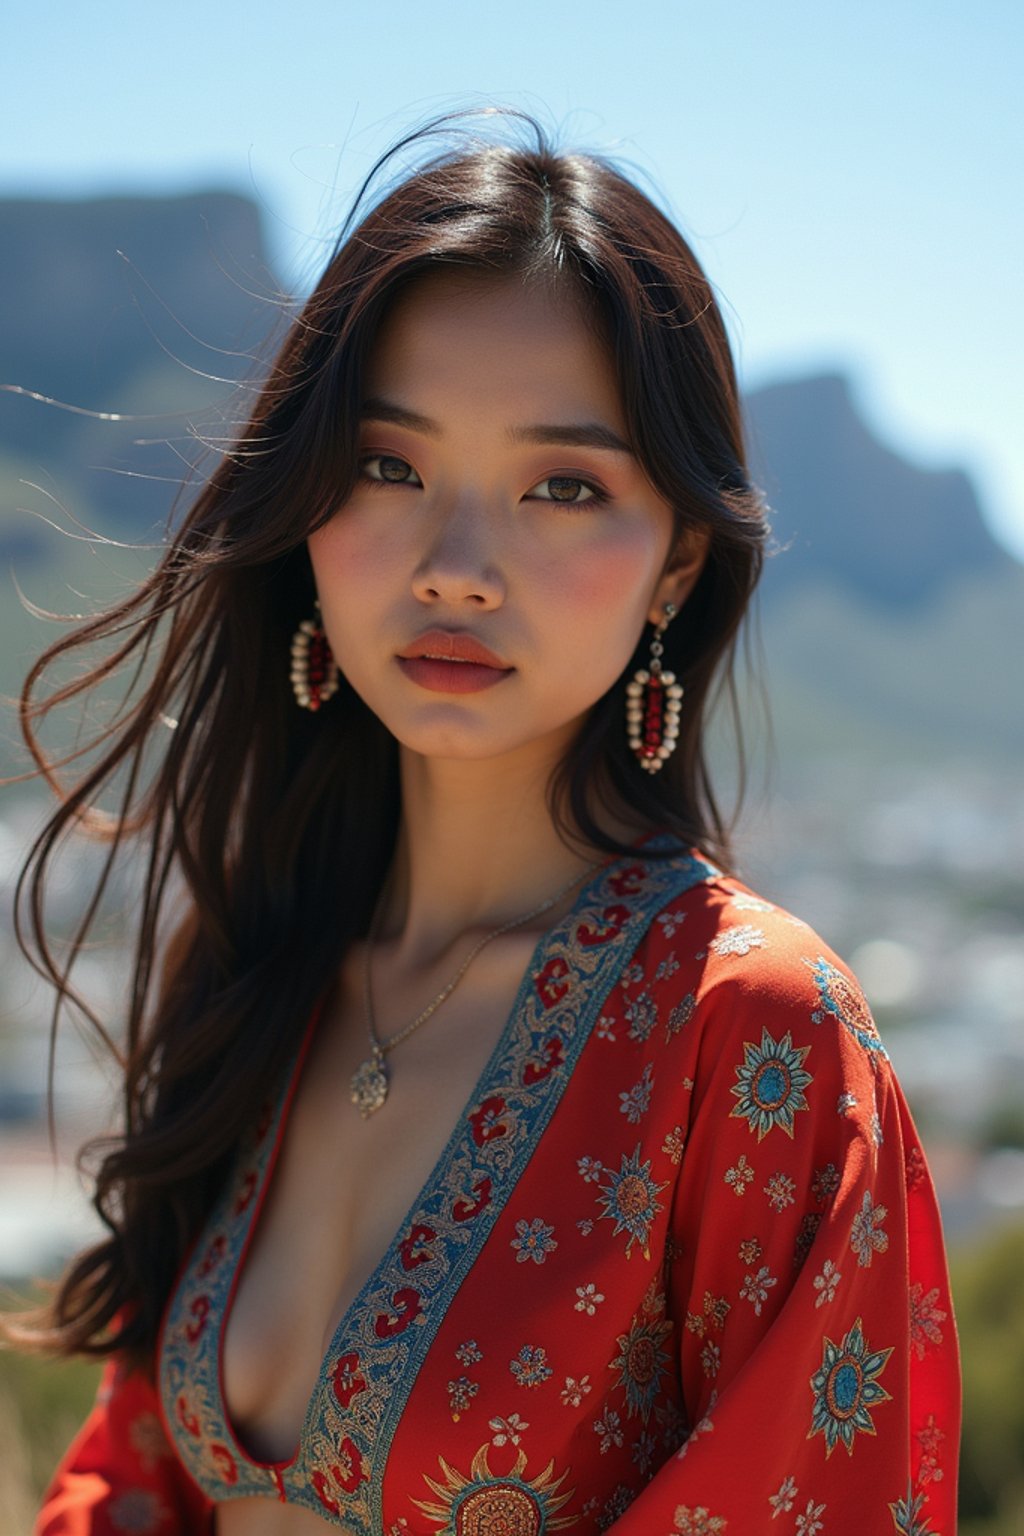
626,603,683,772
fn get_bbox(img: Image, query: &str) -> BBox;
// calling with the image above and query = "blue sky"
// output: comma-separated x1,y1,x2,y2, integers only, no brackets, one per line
5,0,1023,557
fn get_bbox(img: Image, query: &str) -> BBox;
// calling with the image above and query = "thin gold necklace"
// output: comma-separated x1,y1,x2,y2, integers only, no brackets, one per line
350,856,603,1118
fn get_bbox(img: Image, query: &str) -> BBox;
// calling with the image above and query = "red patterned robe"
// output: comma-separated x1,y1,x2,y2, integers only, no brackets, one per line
36,837,960,1534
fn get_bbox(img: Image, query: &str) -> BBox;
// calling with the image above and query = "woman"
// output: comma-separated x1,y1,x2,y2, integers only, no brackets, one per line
6,109,959,1533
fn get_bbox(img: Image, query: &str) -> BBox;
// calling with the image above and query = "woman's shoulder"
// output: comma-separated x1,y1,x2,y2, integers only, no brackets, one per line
636,849,888,1078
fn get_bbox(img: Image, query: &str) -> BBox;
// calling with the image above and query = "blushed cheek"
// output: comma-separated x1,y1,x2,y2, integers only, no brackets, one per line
308,514,400,598
551,534,655,633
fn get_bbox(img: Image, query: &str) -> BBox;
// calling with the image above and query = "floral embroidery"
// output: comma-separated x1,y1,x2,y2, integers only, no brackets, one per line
850,1190,889,1267
711,923,766,957
700,1340,721,1378
811,1163,841,1204
447,1376,479,1420
663,1124,686,1163
468,1094,516,1147
656,906,688,937
738,1235,763,1264
909,1284,947,1359
510,1217,557,1264
595,1145,668,1259
724,1154,755,1195
670,1505,728,1534
488,1412,528,1446
740,1265,778,1316
632,1429,657,1475
654,951,680,983
768,1475,798,1516
577,1154,604,1183
574,1283,605,1315
707,1291,730,1328
764,1171,797,1211
625,991,658,1042
593,1406,624,1452
619,1061,655,1123
809,1317,893,1455
812,1260,842,1307
595,1014,617,1041
916,1413,946,1485
795,1500,826,1534
455,1340,483,1366
510,1345,553,1387
560,1374,592,1407
332,1352,367,1408
730,1028,813,1141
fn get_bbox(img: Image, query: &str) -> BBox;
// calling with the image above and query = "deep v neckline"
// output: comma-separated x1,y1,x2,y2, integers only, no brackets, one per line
158,830,720,1522
217,837,652,1472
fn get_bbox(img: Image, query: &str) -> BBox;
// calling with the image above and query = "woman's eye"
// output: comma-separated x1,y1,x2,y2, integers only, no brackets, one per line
527,474,608,509
359,454,423,487
357,456,606,510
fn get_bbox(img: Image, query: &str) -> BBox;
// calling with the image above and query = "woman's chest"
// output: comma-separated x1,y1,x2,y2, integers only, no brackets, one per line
220,938,546,1465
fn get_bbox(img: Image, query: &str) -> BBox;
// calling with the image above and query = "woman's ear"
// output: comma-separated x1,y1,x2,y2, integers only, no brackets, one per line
649,525,711,624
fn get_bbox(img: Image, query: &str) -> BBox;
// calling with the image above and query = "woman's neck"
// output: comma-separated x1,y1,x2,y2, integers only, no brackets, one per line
378,740,650,971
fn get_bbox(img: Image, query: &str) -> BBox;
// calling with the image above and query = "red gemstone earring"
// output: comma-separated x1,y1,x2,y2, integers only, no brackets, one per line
626,602,682,772
290,598,340,711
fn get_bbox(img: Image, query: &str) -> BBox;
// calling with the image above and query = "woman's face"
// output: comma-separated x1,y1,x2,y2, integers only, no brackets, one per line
307,268,705,766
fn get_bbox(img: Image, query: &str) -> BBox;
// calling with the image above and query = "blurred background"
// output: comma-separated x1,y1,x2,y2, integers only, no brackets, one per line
1,1,1022,1529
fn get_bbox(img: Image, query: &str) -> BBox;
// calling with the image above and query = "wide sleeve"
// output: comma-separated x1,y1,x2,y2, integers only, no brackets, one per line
608,936,960,1535
35,1351,215,1535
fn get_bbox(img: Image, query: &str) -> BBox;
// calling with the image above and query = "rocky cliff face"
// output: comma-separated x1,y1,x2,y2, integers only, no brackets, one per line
745,372,1011,611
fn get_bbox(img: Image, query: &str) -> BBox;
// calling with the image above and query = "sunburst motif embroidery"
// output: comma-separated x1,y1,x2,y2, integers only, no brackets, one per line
595,1145,669,1259
410,1442,577,1534
730,1028,813,1141
809,1316,892,1456
609,1277,673,1422
805,956,888,1060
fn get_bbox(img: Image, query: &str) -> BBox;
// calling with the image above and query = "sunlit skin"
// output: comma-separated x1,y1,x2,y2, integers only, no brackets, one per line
306,268,710,970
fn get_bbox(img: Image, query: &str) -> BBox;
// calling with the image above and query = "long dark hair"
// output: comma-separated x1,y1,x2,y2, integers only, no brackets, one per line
1,107,769,1373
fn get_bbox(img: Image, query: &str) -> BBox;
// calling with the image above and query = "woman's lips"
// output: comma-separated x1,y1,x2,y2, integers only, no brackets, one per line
395,656,515,693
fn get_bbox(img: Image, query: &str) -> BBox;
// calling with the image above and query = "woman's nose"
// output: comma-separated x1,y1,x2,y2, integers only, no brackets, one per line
410,496,506,607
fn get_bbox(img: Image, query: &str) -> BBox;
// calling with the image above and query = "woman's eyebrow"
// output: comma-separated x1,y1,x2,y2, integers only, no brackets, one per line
359,396,635,456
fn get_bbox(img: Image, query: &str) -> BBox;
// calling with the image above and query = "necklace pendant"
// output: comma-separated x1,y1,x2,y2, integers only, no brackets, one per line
351,1047,389,1118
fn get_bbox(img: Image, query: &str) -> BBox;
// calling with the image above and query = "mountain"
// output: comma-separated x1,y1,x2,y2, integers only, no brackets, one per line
745,372,1014,611
0,191,1020,783
0,191,282,543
